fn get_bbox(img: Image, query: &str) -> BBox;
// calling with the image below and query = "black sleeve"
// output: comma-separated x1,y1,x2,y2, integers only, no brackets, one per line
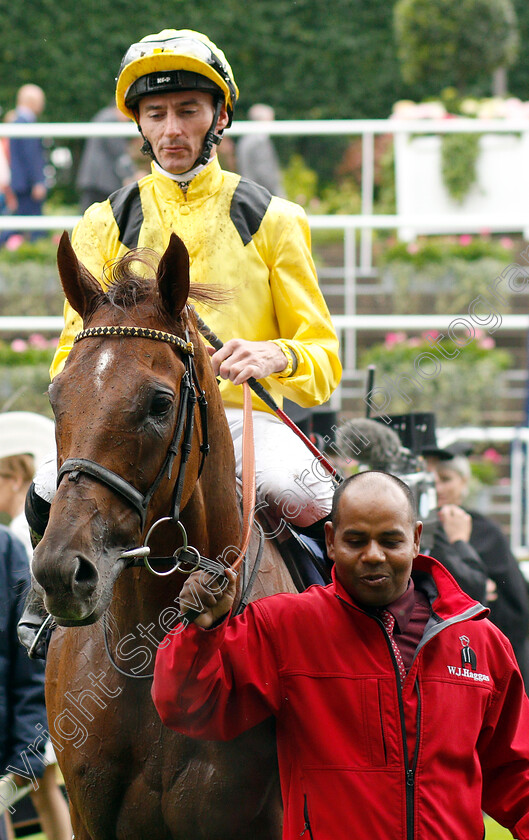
429,522,488,603
470,513,529,655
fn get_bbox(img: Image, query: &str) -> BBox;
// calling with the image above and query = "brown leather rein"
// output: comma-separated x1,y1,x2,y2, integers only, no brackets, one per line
57,323,256,581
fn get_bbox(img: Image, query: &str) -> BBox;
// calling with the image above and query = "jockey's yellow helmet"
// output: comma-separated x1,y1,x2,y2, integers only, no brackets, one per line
116,29,239,125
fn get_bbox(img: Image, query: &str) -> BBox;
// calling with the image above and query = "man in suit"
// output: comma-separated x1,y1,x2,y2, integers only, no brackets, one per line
5,84,47,242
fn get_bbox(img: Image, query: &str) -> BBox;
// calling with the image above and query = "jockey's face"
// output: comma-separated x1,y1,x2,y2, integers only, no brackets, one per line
138,90,228,174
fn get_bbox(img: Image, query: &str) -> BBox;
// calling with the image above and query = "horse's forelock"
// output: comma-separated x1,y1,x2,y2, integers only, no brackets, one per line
103,249,158,309
103,248,227,313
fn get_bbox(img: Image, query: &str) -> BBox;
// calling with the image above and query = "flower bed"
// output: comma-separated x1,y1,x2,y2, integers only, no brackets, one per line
360,330,511,426
379,234,516,313
0,336,57,417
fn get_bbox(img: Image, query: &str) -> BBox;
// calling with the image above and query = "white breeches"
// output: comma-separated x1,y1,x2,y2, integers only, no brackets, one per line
225,408,334,528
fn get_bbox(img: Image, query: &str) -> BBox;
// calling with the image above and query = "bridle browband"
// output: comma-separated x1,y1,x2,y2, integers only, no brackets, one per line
57,323,209,544
72,325,195,355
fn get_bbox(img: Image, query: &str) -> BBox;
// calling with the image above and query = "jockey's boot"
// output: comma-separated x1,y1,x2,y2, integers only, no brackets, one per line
17,587,53,660
17,481,53,660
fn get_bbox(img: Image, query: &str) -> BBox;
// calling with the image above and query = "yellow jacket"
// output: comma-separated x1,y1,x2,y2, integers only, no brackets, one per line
51,158,342,413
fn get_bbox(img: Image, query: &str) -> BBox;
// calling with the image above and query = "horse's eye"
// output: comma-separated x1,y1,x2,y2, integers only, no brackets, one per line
149,394,173,417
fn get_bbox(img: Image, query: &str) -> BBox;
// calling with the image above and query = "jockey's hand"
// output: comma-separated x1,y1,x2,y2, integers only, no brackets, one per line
437,504,472,544
208,339,289,386
179,568,237,629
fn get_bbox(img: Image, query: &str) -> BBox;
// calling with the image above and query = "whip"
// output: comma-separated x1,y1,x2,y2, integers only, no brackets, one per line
193,310,341,482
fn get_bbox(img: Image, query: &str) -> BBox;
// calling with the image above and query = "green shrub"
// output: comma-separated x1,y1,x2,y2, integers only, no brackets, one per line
381,237,514,266
381,257,512,313
394,0,519,90
441,132,482,202
360,331,511,425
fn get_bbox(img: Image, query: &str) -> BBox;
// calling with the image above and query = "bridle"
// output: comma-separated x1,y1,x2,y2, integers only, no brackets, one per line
56,324,210,572
52,319,260,678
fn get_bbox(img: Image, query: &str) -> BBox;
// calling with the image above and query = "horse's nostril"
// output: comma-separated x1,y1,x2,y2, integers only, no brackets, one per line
73,557,98,592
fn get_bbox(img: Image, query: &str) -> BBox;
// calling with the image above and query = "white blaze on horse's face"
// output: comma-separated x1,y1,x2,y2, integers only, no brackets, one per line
94,348,116,390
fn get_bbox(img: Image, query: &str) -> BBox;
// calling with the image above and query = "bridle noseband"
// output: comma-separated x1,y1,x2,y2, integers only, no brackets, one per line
56,324,209,567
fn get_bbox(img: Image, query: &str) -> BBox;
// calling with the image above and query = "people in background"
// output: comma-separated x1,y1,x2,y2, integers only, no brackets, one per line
236,103,285,196
429,450,529,690
0,413,72,840
0,132,15,217
76,103,136,212
3,85,47,243
0,525,48,840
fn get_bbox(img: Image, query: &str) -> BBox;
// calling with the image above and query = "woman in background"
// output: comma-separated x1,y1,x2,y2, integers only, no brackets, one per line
0,412,72,840
433,453,529,690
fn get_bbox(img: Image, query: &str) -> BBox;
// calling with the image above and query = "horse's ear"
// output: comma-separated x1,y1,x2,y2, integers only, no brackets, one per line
157,233,190,318
57,231,103,319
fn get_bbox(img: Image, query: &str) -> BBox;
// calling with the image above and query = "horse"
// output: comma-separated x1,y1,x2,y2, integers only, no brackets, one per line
31,232,298,840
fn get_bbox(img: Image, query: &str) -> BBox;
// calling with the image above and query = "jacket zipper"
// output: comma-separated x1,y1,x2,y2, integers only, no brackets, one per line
300,794,314,838
377,616,419,840
405,682,421,840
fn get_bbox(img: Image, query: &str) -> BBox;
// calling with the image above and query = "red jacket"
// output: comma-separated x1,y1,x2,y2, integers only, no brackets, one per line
152,555,529,840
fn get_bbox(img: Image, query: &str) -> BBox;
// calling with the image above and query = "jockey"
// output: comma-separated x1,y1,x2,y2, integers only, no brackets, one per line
19,29,342,655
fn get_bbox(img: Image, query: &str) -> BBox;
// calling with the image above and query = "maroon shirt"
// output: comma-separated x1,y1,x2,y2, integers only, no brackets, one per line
385,577,432,674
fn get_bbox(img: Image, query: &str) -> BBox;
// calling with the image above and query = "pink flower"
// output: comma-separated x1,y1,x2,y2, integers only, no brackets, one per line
483,448,502,464
459,234,473,246
5,234,24,251
406,242,419,254
11,338,27,352
499,237,514,249
384,331,407,348
423,330,440,340
479,336,495,349
28,333,49,349
407,337,421,347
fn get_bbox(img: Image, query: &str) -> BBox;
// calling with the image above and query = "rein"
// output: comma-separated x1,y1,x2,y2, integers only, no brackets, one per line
57,325,207,539
57,321,255,579
56,320,264,678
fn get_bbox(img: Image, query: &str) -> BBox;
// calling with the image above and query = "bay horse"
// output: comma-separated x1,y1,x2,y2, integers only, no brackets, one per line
31,232,298,840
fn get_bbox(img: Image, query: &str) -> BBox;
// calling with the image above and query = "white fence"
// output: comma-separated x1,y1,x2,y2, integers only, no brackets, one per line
3,119,529,547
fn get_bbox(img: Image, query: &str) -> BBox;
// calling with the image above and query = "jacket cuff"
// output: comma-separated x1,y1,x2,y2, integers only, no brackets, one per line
271,340,298,378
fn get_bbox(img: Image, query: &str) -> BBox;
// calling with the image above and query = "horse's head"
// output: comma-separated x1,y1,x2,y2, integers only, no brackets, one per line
33,232,221,625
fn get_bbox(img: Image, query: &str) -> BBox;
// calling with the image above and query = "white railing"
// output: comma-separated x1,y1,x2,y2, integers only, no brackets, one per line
2,117,528,329
3,119,529,544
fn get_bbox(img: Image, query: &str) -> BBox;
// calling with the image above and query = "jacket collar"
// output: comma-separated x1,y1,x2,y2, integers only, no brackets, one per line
331,554,488,622
151,156,224,204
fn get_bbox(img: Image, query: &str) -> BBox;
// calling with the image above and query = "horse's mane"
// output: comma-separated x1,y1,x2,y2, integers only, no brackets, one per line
102,247,227,312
